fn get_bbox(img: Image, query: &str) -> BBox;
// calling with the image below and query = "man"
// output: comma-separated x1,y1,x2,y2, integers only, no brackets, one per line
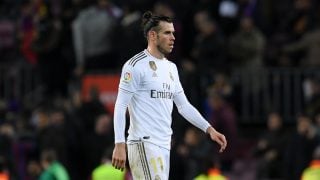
112,11,227,180
72,0,122,74
39,149,69,180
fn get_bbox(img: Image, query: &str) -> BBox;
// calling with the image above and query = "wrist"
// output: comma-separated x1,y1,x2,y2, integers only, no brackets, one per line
206,126,215,134
115,142,126,148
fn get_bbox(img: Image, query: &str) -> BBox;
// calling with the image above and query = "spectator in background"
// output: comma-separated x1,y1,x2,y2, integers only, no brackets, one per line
228,15,266,107
280,2,320,66
228,16,265,69
17,0,42,65
36,107,69,167
32,3,70,98
39,149,69,180
206,87,237,170
284,0,316,37
209,73,233,104
301,146,320,180
26,160,42,180
176,127,214,180
191,10,227,85
284,114,318,180
72,0,122,75
283,26,320,67
115,2,144,66
191,10,227,104
82,113,113,179
91,148,125,180
77,86,107,134
253,112,288,179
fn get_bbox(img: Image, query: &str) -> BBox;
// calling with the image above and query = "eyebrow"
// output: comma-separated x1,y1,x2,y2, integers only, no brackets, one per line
163,30,175,34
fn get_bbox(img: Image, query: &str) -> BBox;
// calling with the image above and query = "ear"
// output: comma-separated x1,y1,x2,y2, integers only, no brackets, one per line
148,30,157,41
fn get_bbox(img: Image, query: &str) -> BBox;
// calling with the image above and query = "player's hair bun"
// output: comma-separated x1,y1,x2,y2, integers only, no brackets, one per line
143,11,152,20
142,11,153,25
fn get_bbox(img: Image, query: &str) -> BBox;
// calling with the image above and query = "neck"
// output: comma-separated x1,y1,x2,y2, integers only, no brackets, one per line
147,46,164,59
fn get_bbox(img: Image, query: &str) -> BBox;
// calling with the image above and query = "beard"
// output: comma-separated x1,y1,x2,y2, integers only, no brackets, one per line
157,44,171,55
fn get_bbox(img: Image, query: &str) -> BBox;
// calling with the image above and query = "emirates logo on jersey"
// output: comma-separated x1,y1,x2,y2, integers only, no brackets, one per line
149,61,157,71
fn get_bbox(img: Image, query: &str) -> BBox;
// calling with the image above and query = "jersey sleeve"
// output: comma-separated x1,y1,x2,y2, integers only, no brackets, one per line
114,61,140,143
173,91,211,133
114,88,133,143
119,62,141,93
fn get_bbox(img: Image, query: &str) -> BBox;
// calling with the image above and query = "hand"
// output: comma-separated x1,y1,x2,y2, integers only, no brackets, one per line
207,127,227,153
112,143,126,171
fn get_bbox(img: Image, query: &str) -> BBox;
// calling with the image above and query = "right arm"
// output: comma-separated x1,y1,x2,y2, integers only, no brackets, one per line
112,88,133,171
112,61,140,171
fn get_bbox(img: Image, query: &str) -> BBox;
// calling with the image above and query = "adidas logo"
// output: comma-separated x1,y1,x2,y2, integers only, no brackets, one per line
152,72,157,77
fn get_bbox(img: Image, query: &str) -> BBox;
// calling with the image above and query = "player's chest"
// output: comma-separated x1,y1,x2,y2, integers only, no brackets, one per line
140,63,176,92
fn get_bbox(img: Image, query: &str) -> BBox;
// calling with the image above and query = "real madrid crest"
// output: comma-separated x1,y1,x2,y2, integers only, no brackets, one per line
149,61,157,71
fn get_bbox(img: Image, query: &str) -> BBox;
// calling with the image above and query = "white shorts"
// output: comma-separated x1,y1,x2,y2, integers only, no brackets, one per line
127,140,170,180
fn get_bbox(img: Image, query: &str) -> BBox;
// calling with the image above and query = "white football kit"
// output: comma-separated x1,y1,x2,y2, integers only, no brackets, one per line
114,49,211,179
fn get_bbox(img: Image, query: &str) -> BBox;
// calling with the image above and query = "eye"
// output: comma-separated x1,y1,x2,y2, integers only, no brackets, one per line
165,31,175,36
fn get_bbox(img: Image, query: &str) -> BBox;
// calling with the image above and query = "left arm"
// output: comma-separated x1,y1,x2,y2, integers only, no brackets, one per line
174,91,227,152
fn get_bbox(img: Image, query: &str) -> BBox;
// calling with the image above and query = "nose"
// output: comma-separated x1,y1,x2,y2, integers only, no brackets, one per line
171,33,175,41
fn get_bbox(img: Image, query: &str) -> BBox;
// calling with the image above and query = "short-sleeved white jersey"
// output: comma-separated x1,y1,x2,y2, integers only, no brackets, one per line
119,49,183,149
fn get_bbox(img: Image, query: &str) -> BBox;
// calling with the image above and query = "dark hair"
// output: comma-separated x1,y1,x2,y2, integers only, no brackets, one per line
41,149,57,163
142,11,173,38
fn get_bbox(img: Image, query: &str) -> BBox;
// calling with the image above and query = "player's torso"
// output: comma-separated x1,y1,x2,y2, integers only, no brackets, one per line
138,59,177,100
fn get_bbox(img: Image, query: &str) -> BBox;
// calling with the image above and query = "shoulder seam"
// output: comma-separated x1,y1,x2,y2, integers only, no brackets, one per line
132,56,146,66
128,51,144,64
129,52,146,66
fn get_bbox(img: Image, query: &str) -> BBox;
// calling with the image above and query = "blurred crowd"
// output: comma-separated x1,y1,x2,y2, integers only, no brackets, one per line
1,0,320,179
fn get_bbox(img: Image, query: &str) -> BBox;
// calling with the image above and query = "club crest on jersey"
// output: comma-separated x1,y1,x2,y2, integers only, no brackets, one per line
123,72,131,83
149,61,157,71
169,72,174,81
